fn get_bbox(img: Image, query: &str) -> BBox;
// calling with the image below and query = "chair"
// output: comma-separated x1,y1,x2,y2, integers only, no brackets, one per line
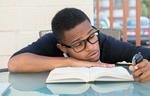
100,28,122,40
39,30,52,37
0,68,8,72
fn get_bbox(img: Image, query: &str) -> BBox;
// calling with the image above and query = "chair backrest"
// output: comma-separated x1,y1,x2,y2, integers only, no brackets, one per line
0,68,8,72
39,29,122,40
100,28,122,40
39,30,52,37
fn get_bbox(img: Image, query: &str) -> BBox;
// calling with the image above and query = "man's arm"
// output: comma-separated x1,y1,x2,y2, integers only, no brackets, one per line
8,33,66,72
8,53,69,72
99,33,150,63
8,53,115,72
8,33,115,73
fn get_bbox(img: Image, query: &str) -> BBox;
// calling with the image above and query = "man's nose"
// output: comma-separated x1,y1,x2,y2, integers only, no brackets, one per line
85,41,94,51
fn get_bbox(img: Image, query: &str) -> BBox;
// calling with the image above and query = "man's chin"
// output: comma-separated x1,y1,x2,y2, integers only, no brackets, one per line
88,51,100,62
88,58,99,62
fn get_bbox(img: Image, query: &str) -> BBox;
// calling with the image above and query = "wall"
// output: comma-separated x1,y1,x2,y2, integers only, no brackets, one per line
0,0,94,68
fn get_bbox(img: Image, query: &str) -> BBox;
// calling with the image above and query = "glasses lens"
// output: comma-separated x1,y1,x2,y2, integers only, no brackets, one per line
88,31,98,44
73,31,99,53
73,41,86,52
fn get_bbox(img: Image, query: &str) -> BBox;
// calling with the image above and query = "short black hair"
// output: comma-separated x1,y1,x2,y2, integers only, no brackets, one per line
51,8,90,41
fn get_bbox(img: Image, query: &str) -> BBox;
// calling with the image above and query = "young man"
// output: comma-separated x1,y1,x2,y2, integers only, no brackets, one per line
8,8,150,82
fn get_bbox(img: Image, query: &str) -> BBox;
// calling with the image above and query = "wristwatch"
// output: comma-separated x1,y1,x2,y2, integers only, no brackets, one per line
132,52,143,65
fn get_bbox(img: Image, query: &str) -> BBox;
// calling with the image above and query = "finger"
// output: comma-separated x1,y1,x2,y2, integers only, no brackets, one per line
140,77,150,83
129,65,138,72
133,68,143,77
80,63,93,67
106,64,115,68
88,63,97,67
134,77,140,82
139,70,150,82
137,59,148,68
129,65,134,71
91,63,100,67
96,62,115,68
89,63,102,67
102,62,115,67
140,61,150,72
98,64,115,68
92,63,105,67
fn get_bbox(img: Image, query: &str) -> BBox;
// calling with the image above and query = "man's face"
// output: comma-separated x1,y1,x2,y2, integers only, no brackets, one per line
60,20,100,62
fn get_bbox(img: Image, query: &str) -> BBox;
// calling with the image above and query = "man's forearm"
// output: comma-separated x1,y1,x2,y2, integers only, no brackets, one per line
8,53,70,72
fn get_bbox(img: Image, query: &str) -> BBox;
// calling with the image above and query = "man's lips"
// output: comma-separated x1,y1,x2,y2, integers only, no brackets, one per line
87,50,99,59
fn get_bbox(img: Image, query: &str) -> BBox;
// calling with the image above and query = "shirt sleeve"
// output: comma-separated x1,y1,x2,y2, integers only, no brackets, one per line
12,33,63,57
99,33,150,63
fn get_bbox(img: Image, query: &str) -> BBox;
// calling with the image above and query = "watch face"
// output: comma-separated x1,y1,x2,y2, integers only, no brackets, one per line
132,52,143,65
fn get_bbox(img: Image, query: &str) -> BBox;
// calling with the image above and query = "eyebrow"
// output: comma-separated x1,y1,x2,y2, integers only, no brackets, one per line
70,28,94,45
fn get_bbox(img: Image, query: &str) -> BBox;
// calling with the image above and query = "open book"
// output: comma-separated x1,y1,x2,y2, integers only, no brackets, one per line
46,67,134,83
47,82,133,95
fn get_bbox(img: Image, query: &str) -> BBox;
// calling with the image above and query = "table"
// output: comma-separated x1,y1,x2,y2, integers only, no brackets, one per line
0,71,150,96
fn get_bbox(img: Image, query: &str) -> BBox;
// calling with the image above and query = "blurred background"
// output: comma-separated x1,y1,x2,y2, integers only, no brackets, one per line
0,0,150,69
93,0,150,46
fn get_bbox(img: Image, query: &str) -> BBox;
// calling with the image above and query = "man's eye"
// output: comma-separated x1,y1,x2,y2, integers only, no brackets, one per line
89,34,95,39
73,42,82,47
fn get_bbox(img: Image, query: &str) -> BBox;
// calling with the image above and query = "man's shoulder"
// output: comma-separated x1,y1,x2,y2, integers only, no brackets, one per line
99,32,120,43
41,33,55,39
39,33,57,42
98,32,107,43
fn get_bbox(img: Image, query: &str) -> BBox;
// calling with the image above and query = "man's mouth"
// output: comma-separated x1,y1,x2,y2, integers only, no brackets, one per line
87,50,100,61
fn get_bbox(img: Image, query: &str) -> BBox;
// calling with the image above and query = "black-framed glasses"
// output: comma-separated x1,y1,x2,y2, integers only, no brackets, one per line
61,28,99,53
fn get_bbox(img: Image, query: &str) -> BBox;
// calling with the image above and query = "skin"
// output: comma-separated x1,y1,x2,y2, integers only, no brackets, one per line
129,59,150,82
8,20,114,73
57,20,100,62
8,19,150,83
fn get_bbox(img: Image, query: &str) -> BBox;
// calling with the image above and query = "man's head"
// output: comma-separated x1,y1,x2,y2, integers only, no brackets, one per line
52,8,100,62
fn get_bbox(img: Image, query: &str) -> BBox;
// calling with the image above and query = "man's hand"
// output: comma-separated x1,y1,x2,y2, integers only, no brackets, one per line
68,57,115,68
129,59,150,82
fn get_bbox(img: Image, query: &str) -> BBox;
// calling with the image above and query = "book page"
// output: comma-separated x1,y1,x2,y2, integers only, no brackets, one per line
46,67,90,83
90,67,134,81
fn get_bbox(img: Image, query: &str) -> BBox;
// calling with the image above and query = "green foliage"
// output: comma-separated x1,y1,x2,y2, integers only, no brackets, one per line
142,0,149,6
142,3,148,17
141,0,149,17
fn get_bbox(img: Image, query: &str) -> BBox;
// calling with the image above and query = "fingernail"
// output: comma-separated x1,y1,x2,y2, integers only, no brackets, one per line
135,66,138,70
112,64,115,67
110,64,115,67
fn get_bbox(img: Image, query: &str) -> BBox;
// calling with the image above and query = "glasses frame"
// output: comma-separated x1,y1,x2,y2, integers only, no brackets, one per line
61,26,100,53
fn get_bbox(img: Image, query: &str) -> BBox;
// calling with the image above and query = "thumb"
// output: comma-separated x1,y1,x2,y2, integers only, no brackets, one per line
129,65,138,72
99,62,115,68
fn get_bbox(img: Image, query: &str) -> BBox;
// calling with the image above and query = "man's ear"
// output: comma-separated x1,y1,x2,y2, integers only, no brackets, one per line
56,43,67,53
